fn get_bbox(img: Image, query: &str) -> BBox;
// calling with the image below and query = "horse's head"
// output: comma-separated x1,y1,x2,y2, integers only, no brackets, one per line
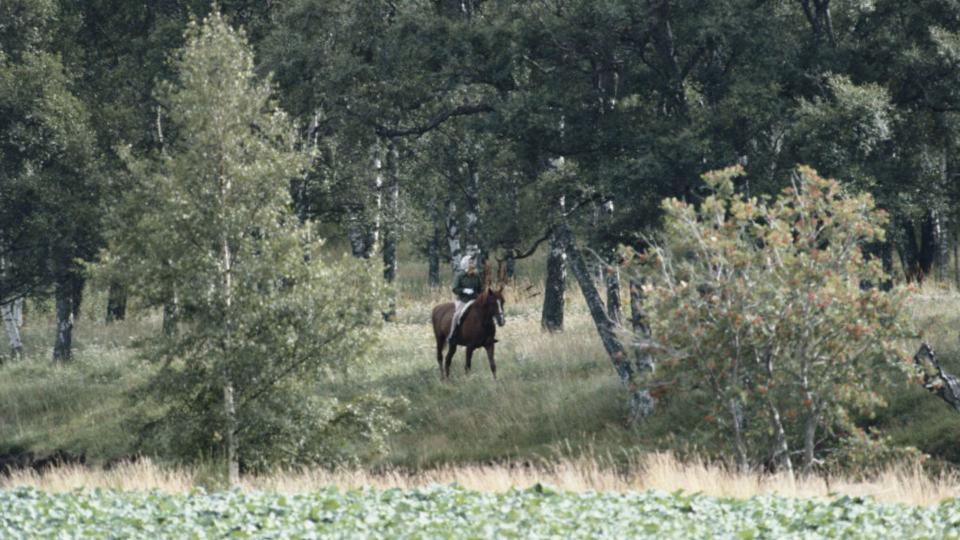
480,286,506,327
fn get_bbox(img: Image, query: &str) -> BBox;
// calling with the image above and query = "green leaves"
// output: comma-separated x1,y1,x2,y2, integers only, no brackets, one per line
107,11,394,471
632,166,914,473
1,487,958,538
0,45,100,305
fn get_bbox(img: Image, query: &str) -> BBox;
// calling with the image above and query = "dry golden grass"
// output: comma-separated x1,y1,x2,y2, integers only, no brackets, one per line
4,453,957,506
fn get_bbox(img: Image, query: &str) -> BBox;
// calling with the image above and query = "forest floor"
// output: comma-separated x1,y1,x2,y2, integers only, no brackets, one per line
1,254,960,502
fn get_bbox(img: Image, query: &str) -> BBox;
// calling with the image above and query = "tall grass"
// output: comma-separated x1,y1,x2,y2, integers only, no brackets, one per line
3,454,957,506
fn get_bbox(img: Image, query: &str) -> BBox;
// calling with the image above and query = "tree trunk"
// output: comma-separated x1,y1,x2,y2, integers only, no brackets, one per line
919,212,937,280
935,210,949,283
897,218,920,281
1,298,23,360
505,175,520,279
541,230,567,331
561,224,655,423
728,397,749,473
559,224,628,377
605,261,622,326
446,175,462,276
628,279,654,419
764,352,793,475
366,141,384,259
381,141,400,321
347,211,369,258
382,141,399,284
427,198,441,289
463,159,481,263
221,173,240,488
70,274,84,320
542,196,567,331
954,238,959,290
879,241,894,291
801,405,819,475
650,0,689,117
52,277,74,362
106,281,127,322
224,379,239,486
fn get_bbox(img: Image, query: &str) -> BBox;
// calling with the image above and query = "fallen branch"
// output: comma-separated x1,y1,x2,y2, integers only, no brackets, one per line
913,343,960,413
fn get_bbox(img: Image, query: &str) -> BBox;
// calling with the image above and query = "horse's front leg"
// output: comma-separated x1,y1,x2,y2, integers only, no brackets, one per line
484,343,497,380
465,347,475,374
436,337,446,379
443,344,457,380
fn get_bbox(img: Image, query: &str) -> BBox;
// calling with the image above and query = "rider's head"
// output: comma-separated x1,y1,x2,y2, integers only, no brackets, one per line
460,254,476,274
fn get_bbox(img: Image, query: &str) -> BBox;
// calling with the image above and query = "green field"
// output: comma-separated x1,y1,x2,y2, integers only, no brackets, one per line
2,486,959,539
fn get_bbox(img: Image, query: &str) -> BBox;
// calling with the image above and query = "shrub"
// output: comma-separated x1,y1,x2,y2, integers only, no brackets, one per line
628,165,914,474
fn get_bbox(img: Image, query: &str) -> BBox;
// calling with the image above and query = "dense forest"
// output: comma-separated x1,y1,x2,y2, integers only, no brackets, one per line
4,0,960,488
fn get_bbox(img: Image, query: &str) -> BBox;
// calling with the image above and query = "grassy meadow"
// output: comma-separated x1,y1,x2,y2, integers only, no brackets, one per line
2,248,960,502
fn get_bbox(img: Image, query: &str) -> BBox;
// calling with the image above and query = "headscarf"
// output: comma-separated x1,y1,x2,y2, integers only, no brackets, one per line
460,255,475,272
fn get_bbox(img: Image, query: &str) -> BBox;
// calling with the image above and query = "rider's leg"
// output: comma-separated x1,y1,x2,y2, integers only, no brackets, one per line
448,300,463,344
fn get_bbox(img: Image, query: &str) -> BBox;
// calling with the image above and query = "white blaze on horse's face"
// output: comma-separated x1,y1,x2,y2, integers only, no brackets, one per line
496,299,505,327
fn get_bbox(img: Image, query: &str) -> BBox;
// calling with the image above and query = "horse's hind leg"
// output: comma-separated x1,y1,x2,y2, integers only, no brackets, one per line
443,345,457,379
484,344,497,380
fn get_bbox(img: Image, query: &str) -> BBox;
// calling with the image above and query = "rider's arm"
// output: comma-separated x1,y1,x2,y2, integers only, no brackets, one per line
452,273,464,296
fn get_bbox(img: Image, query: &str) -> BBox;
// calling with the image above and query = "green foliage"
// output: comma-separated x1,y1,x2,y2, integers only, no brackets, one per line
108,12,394,471
629,165,915,472
0,0,58,58
0,46,99,303
3,486,960,538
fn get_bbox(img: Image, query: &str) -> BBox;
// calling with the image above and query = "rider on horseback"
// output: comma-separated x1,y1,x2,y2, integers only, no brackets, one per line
448,254,482,345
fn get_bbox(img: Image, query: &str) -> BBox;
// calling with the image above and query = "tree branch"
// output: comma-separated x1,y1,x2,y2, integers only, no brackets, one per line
371,104,495,138
914,342,960,413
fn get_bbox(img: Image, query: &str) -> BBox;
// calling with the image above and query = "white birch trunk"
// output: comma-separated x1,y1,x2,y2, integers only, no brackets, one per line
463,160,481,262
628,279,654,420
221,167,239,488
542,195,567,331
366,141,383,258
2,298,23,359
224,377,239,486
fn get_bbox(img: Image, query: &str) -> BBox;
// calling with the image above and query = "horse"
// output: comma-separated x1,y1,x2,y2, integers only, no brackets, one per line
431,286,506,380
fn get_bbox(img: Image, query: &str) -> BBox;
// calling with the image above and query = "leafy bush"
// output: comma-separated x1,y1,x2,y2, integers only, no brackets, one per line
628,165,914,474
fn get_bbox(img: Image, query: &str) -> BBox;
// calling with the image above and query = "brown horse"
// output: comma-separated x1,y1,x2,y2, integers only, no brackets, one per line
431,287,506,379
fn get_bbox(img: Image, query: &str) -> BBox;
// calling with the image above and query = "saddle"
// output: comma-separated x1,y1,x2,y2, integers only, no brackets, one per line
448,300,475,343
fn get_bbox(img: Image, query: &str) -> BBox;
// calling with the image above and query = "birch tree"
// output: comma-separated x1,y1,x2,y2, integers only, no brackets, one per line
112,13,384,484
